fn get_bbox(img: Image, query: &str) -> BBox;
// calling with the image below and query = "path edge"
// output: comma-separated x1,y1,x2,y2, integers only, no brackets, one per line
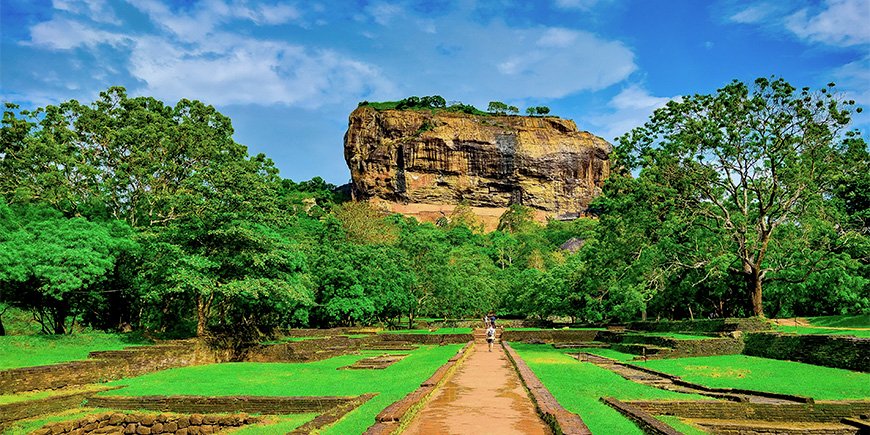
363,341,475,435
502,341,593,435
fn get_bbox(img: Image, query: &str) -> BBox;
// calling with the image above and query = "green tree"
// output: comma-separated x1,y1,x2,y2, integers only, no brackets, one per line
0,201,135,334
615,77,863,316
488,101,508,115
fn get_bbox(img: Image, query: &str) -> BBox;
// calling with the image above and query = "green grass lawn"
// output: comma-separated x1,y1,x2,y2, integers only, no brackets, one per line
636,355,870,400
808,314,870,328
511,343,707,435
0,333,151,370
380,327,472,334
102,344,462,434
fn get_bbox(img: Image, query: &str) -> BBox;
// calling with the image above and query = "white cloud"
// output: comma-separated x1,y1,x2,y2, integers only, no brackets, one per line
729,3,775,24
26,0,395,108
52,0,120,24
365,2,403,26
28,17,128,49
785,0,870,47
585,85,675,142
537,28,580,48
368,16,636,103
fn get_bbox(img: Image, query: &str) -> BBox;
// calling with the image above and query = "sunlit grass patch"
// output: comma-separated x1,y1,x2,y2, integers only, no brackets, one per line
0,333,151,370
637,355,870,400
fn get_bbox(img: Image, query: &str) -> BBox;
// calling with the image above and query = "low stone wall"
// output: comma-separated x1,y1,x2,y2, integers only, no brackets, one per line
628,400,870,423
608,335,744,358
0,341,221,394
289,393,377,435
377,333,473,344
31,411,259,435
601,397,680,435
244,335,369,362
503,341,592,435
87,394,361,414
364,342,474,435
743,332,870,372
500,329,600,343
627,317,771,333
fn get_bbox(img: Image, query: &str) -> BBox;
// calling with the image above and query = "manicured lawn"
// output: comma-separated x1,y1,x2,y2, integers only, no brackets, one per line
380,327,471,334
809,314,870,328
636,355,870,400
511,343,706,435
103,344,462,434
0,333,151,370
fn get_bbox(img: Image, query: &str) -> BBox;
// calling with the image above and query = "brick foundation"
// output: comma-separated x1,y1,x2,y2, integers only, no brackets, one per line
743,333,870,372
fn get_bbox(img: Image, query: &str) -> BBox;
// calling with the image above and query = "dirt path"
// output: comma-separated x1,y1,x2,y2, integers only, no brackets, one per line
402,333,551,435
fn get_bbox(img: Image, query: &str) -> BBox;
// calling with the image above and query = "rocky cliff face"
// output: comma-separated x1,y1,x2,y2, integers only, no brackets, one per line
344,106,612,227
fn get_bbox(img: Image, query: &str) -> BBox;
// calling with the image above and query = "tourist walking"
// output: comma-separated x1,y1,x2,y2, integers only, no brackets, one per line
486,325,496,352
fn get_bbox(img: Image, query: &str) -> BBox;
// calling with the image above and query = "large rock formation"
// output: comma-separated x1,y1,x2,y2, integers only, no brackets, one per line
344,106,612,229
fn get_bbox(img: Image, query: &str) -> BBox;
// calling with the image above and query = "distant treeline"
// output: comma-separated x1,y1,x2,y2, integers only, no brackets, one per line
358,96,552,117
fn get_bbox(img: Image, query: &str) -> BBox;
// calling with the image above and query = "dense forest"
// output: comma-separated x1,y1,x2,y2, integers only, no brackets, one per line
1,79,867,337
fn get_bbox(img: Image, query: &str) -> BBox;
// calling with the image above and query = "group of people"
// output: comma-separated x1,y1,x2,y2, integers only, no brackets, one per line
484,312,497,352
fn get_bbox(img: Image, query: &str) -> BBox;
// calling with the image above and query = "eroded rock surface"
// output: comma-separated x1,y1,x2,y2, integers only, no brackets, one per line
344,106,612,227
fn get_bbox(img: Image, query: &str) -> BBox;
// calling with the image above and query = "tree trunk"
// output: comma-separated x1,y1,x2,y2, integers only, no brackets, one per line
745,268,765,317
0,316,5,336
53,307,67,334
196,293,213,337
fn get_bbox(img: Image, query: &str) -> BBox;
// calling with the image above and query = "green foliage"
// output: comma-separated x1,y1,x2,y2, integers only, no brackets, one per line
637,355,870,399
525,106,551,116
598,77,868,319
3,81,865,336
0,201,136,334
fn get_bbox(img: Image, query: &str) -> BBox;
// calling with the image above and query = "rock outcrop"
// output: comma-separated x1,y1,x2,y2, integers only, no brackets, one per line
344,106,612,229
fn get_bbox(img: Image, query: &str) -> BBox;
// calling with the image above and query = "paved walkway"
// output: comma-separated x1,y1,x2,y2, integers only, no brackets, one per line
402,331,551,435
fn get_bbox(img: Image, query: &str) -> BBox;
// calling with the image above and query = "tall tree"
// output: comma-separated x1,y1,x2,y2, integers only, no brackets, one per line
615,77,863,316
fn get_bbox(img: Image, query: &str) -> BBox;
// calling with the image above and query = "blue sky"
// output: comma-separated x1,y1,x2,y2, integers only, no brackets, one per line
1,0,868,184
